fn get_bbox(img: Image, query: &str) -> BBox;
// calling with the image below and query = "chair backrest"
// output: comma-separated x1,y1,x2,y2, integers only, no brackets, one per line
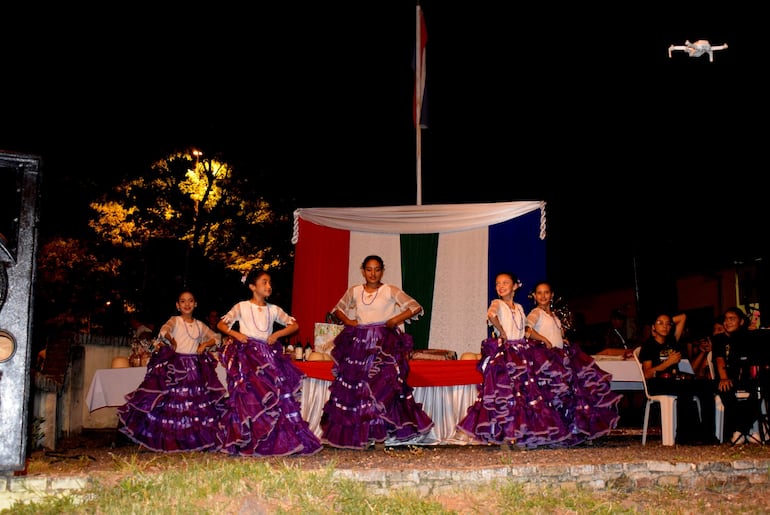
632,346,652,400
707,350,715,380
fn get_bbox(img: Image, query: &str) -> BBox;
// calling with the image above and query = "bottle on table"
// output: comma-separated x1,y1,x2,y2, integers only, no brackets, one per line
294,340,305,361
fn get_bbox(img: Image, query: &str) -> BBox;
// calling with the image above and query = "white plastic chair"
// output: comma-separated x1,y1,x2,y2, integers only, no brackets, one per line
633,346,678,446
707,351,725,442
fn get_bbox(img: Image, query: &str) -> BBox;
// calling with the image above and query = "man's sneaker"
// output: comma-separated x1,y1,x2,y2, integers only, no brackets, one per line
732,431,746,445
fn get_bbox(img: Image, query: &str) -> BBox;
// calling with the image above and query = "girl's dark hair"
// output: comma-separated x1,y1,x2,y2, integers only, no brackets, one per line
361,255,384,269
528,280,551,304
244,269,270,287
496,272,521,288
178,289,196,300
647,311,672,326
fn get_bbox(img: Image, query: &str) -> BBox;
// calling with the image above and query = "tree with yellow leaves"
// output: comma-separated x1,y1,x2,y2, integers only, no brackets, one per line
89,149,292,281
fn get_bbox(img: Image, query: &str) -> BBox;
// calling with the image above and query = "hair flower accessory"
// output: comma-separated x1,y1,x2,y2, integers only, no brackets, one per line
241,272,248,284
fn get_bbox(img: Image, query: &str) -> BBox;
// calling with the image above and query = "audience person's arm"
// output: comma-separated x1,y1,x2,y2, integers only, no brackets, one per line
672,313,686,342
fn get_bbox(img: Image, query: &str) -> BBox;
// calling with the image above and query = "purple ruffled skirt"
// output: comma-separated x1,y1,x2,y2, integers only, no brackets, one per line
552,343,623,446
216,337,322,457
117,345,226,453
320,323,434,449
456,338,621,449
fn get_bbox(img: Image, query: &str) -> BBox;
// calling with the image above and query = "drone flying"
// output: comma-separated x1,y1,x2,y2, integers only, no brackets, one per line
668,40,728,62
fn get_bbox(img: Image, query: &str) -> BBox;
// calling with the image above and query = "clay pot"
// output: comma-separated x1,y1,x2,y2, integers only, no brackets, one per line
111,357,130,368
307,351,331,361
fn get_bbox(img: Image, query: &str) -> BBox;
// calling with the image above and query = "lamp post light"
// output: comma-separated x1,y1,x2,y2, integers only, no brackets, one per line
192,149,202,172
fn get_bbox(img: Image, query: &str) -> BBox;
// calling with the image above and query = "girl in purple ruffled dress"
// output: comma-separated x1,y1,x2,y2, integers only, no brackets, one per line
216,269,321,456
456,273,570,448
320,255,434,449
525,281,622,447
118,290,226,452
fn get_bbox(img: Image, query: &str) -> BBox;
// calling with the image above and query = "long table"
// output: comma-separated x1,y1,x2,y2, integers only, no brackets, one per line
85,357,666,444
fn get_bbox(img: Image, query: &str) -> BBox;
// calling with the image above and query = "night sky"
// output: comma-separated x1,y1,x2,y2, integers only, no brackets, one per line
2,3,766,297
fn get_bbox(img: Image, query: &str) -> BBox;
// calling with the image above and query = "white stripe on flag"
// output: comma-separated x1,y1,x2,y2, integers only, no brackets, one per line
429,228,489,356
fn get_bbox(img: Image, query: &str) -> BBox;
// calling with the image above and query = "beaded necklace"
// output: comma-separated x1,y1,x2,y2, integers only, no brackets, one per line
182,317,200,341
361,284,381,306
249,302,272,332
507,302,524,332
541,307,562,330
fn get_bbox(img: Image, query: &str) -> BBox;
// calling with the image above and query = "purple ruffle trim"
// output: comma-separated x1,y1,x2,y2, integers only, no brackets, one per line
118,346,227,453
217,337,322,456
456,338,622,449
320,323,434,449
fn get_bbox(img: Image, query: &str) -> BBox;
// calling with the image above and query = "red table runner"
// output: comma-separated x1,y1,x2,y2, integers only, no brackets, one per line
294,359,482,387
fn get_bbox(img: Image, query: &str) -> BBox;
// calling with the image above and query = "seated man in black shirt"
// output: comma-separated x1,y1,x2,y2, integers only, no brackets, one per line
712,307,769,444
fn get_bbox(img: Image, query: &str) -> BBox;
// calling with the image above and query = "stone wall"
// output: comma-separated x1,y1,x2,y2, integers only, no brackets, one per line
3,459,770,510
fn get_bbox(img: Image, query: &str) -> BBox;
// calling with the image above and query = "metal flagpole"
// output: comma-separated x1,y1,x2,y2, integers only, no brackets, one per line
415,3,425,206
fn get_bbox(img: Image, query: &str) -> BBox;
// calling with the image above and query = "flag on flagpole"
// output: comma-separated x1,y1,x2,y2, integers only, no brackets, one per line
413,4,428,129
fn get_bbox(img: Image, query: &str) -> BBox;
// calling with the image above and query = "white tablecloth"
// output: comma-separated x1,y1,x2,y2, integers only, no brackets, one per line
86,365,229,412
593,357,693,391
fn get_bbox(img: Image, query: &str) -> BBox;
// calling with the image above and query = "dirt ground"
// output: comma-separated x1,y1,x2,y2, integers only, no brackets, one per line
21,428,770,474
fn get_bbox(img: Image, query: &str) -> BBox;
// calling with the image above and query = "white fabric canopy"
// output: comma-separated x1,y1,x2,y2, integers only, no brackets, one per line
292,201,546,242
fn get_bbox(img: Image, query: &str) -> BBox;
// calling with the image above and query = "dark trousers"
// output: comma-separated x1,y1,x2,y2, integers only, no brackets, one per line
647,377,717,443
718,387,764,438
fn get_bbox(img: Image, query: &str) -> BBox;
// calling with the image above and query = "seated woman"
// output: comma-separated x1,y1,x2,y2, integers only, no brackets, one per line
639,311,718,445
